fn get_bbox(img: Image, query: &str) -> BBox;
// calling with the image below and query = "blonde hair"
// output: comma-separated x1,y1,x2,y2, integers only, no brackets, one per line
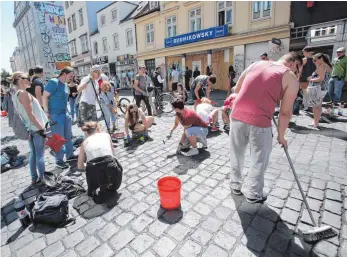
200,97,211,104
6,71,25,86
100,81,111,92
81,121,100,135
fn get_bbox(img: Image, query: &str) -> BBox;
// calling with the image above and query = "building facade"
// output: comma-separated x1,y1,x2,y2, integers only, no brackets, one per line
134,1,291,91
63,1,112,78
12,1,70,80
10,47,23,73
89,1,139,86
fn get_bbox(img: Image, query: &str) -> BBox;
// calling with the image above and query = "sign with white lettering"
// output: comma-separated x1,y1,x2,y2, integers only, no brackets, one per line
165,25,228,48
92,56,109,65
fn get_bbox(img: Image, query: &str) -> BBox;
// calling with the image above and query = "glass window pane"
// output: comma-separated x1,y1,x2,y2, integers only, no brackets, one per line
191,20,195,32
263,9,270,17
151,31,154,42
197,18,201,30
226,1,232,7
173,25,176,36
226,10,232,24
196,8,201,16
190,11,195,18
168,26,172,37
167,19,171,25
218,1,225,10
150,24,153,30
173,16,176,23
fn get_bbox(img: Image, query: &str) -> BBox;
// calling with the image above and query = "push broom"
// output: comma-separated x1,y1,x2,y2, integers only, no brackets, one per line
272,117,337,243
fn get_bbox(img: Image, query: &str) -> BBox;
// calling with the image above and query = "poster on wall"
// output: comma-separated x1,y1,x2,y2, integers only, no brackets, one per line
192,61,202,73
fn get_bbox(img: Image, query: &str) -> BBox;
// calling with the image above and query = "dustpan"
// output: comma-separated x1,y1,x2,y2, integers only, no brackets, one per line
45,134,67,153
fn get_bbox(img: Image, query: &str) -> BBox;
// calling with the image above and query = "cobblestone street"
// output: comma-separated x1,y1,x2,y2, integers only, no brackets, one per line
1,94,347,257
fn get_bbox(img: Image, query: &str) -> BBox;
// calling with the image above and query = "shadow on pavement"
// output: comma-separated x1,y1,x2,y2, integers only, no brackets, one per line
289,123,347,141
157,205,183,225
207,130,222,138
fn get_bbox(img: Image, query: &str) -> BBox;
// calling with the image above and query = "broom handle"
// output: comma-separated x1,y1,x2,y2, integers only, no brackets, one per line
272,117,317,227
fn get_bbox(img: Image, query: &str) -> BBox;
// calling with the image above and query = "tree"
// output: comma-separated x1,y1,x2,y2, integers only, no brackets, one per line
1,69,11,87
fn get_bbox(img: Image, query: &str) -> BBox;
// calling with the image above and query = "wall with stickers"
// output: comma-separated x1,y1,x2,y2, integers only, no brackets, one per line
33,1,71,79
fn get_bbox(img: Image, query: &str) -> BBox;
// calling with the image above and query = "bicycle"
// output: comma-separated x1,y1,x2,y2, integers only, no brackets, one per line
147,87,175,114
113,89,130,115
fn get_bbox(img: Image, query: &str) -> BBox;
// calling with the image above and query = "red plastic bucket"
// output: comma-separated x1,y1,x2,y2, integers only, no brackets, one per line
1,111,7,117
45,134,67,153
157,176,182,210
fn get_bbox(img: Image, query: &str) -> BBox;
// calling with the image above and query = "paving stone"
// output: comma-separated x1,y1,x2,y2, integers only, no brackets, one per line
241,226,269,252
313,240,338,257
181,211,202,228
16,237,46,257
130,214,153,233
1,245,11,257
289,236,312,257
223,219,244,237
342,225,347,240
98,223,119,242
327,181,341,191
311,179,326,190
231,244,258,257
110,228,135,251
66,216,87,233
251,215,275,234
75,236,100,256
83,217,106,235
202,244,228,257
268,231,291,253
213,230,237,250
131,202,150,215
305,197,322,212
42,241,65,257
10,233,33,251
201,216,223,233
321,211,341,229
152,236,176,257
114,248,135,257
232,211,253,227
267,196,286,209
276,179,294,190
90,243,114,257
210,187,230,200
167,223,191,241
63,229,85,249
148,220,170,237
264,247,285,257
178,240,202,257
308,188,324,201
271,188,290,200
202,195,221,207
280,208,300,225
285,197,302,212
290,189,304,200
130,233,155,254
324,199,342,215
341,240,347,257
326,190,342,202
46,228,67,245
301,210,320,226
141,251,157,257
239,201,261,215
193,202,212,215
115,212,135,226
213,206,233,220
191,227,213,245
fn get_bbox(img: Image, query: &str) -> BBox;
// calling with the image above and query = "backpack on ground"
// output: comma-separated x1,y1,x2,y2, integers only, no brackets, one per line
32,193,75,227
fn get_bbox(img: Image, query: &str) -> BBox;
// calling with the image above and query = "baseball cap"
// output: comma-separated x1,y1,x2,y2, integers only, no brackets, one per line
138,64,146,69
336,47,346,52
91,65,102,72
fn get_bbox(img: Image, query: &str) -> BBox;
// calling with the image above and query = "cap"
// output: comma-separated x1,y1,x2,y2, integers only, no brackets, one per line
261,52,268,57
91,65,102,72
336,47,346,52
138,64,146,68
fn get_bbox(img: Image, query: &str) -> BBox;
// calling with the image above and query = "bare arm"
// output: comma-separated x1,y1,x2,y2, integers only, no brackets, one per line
309,66,325,83
139,109,146,127
133,79,144,94
19,92,44,130
194,83,201,100
77,144,86,169
171,116,180,132
124,115,130,136
35,87,43,107
234,69,248,94
42,91,50,114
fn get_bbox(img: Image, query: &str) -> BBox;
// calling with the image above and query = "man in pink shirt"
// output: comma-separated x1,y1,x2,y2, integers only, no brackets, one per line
230,52,303,203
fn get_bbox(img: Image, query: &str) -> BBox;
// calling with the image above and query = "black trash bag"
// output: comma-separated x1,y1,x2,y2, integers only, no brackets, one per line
1,145,20,157
44,173,86,199
72,136,85,148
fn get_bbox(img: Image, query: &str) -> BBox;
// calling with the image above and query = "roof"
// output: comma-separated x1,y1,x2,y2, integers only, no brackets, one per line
133,3,159,19
120,6,138,23
96,1,138,13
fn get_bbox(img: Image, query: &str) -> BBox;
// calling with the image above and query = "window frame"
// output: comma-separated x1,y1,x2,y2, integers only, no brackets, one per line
189,7,202,32
80,35,89,53
145,24,155,44
100,14,106,26
113,33,119,49
93,41,98,55
126,29,133,47
67,17,72,33
217,1,233,26
102,37,108,52
252,1,272,20
69,40,77,56
111,8,117,21
166,16,177,38
72,13,77,31
149,1,158,10
78,8,84,26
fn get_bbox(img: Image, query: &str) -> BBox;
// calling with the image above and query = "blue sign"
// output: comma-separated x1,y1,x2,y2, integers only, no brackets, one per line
165,25,228,48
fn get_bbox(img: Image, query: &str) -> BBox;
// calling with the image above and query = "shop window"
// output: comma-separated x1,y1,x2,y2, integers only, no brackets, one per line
311,25,337,38
68,17,72,33
252,1,271,20
112,9,117,21
101,15,106,26
218,1,232,26
72,14,77,31
189,8,202,32
81,35,89,53
166,16,177,37
94,41,98,55
113,33,119,49
79,9,84,26
146,24,154,44
69,40,77,56
103,37,108,52
126,29,133,46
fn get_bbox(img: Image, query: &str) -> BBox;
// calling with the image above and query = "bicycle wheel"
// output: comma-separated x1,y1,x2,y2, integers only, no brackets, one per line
158,93,174,113
118,98,130,114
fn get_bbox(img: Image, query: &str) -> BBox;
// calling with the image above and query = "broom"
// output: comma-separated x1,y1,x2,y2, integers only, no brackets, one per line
272,117,337,243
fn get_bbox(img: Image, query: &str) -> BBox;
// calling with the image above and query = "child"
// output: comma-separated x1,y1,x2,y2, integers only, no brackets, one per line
173,83,188,102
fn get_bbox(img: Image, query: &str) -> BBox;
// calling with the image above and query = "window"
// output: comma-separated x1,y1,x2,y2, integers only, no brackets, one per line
189,8,202,32
65,2,69,9
70,40,77,56
102,37,108,52
79,9,84,26
113,33,119,49
101,15,106,26
166,16,177,37
218,1,232,26
94,41,98,55
126,29,133,46
68,18,72,33
311,26,337,37
112,9,117,21
145,24,154,44
80,35,89,52
72,14,77,30
252,1,271,20
150,1,158,9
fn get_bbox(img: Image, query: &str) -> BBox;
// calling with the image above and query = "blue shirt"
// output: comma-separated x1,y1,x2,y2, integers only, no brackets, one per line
45,78,68,115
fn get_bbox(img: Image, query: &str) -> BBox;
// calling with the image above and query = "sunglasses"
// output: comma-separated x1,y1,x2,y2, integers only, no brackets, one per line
139,67,146,70
20,77,30,81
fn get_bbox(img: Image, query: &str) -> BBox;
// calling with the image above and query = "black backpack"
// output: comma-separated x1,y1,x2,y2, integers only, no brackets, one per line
32,193,75,227
152,72,161,87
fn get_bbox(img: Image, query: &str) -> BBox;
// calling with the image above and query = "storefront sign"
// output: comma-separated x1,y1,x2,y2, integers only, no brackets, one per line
117,59,135,66
92,55,108,65
56,61,72,70
117,54,134,62
165,25,228,48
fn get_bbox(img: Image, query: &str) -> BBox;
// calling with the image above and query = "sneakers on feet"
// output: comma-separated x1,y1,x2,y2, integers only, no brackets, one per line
211,126,219,132
56,161,70,169
182,148,199,157
66,155,78,162
232,188,243,195
246,195,267,204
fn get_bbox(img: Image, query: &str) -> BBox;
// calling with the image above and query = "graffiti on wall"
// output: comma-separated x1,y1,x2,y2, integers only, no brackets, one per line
233,53,245,80
34,2,64,16
48,15,66,26
168,60,182,80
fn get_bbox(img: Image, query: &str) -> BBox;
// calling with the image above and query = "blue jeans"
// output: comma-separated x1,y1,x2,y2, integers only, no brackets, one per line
28,133,46,180
50,113,74,163
328,77,344,102
69,97,78,119
101,102,116,129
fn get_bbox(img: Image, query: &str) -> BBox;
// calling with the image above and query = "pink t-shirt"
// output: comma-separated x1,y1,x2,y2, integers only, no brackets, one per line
231,61,289,128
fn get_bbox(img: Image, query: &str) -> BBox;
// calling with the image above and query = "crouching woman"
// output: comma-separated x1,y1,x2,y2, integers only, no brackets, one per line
77,121,122,203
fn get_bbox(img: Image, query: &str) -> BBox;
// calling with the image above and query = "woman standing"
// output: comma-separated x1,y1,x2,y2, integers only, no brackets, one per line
99,81,116,132
304,53,332,128
226,65,236,97
68,78,79,121
7,72,48,184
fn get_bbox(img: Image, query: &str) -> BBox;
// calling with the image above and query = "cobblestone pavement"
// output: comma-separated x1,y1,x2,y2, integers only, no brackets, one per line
1,94,347,257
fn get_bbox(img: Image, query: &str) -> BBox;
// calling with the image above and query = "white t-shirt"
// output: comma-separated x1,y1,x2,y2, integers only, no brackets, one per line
84,133,113,161
80,76,98,105
172,70,180,83
196,103,214,123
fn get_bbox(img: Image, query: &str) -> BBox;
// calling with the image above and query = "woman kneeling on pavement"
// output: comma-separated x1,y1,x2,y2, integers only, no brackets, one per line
7,72,48,185
124,103,154,143
77,122,122,203
170,98,208,156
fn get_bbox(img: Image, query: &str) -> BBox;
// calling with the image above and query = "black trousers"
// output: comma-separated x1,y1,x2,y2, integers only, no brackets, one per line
135,95,152,116
172,82,178,91
86,155,123,197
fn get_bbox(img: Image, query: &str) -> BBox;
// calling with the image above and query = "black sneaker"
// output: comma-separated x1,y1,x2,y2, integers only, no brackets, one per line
56,161,70,169
246,195,267,204
66,155,78,162
232,188,243,196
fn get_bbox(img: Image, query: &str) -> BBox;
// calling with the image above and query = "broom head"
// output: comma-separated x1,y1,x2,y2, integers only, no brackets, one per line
302,225,337,243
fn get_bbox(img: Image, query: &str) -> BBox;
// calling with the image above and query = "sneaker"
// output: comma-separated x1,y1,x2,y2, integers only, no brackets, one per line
223,124,230,131
56,161,70,169
211,126,219,132
198,137,207,148
66,155,78,162
246,195,267,204
232,188,243,195
182,148,199,157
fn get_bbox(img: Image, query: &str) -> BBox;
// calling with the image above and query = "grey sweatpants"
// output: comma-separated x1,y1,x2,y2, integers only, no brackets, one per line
229,119,273,199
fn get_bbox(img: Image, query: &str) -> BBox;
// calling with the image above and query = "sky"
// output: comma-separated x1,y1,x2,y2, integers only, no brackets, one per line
0,1,17,73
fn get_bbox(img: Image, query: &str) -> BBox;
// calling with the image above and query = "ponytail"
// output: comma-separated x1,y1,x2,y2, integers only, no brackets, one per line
323,54,332,68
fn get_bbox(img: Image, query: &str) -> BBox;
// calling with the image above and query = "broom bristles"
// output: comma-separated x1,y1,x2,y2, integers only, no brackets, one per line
302,225,338,243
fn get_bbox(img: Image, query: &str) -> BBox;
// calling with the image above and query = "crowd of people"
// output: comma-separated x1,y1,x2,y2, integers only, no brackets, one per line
2,45,346,204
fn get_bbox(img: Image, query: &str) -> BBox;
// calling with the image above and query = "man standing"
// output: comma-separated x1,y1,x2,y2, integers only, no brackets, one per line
43,66,77,169
184,66,192,91
27,66,44,107
171,65,180,91
328,47,347,104
191,74,216,109
133,64,152,116
193,66,200,79
260,52,269,61
152,66,165,92
229,52,302,203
